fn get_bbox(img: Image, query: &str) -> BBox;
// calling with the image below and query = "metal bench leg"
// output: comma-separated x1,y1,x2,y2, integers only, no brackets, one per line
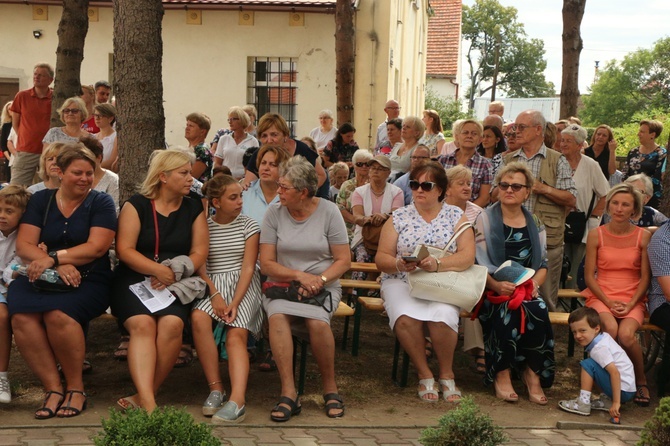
400,350,410,387
391,338,410,388
657,331,670,398
392,338,401,383
351,299,361,356
567,297,579,357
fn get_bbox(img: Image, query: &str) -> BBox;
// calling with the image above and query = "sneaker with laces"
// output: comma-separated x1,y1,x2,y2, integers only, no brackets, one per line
201,390,227,416
558,397,591,416
0,376,10,404
591,394,613,411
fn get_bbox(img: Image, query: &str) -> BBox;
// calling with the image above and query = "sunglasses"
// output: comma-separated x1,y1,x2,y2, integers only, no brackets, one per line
62,108,81,114
498,182,528,192
409,180,437,192
355,162,369,168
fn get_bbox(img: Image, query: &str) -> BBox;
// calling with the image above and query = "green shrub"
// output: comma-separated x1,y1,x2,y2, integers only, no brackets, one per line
638,396,670,446
94,407,219,446
419,397,507,446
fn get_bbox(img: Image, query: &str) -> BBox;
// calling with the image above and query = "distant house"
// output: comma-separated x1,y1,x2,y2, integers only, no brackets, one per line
0,0,430,148
425,0,461,101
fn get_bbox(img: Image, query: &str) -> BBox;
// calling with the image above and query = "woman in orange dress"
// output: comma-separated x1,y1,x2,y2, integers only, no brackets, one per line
581,183,651,406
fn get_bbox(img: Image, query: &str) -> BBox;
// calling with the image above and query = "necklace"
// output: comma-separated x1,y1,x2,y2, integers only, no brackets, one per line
58,190,89,216
370,184,386,196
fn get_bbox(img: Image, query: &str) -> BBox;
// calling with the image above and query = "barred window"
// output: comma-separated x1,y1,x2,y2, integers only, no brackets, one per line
247,57,298,135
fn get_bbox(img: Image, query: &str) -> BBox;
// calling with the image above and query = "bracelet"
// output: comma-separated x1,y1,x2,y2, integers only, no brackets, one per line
435,257,441,272
211,291,221,299
208,381,222,387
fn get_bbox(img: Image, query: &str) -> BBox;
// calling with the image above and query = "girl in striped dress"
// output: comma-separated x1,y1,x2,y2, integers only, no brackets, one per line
192,175,263,423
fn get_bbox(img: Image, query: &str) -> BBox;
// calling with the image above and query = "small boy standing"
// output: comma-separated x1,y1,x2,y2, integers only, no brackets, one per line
0,185,31,404
558,307,637,419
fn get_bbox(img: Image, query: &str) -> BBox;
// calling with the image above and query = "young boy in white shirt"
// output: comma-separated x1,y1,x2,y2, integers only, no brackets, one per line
558,307,637,420
0,185,31,404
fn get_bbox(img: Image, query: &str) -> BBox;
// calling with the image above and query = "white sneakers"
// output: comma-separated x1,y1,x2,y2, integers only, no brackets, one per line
0,376,10,404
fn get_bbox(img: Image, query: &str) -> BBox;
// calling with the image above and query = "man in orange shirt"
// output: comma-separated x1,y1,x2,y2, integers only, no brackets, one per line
9,63,53,186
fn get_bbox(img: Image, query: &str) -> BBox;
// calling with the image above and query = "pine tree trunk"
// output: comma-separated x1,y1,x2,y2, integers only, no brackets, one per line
51,0,89,127
113,0,165,202
560,0,586,119
335,0,355,126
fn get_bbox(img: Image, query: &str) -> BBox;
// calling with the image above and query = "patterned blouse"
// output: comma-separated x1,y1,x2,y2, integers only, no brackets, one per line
623,145,667,208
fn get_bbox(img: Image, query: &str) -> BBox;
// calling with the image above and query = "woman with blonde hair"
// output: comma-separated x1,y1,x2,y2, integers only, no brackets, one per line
214,106,259,180
42,97,89,149
27,142,65,193
112,149,209,412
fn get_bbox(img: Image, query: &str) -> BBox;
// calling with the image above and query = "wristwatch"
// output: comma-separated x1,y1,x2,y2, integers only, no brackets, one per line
48,251,59,268
320,275,328,284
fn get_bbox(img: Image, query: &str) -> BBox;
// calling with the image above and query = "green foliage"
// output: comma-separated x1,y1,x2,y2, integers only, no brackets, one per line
611,110,670,157
424,86,472,132
462,0,554,109
94,407,219,446
638,396,670,446
582,37,670,128
419,397,507,446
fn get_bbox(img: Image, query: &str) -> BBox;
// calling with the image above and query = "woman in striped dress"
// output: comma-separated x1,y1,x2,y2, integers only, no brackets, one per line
192,175,263,423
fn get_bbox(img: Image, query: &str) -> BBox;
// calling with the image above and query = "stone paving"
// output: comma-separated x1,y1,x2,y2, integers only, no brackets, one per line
0,425,642,445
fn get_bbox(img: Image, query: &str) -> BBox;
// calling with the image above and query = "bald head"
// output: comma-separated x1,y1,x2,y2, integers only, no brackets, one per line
384,100,400,119
483,114,503,131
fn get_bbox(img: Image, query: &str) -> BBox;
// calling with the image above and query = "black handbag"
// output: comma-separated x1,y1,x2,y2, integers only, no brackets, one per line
262,281,333,313
564,193,596,244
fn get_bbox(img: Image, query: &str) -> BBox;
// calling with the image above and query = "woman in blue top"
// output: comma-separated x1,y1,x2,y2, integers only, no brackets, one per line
241,145,290,226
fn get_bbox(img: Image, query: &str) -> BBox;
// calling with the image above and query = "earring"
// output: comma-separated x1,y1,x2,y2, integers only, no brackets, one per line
162,180,167,183
58,177,62,181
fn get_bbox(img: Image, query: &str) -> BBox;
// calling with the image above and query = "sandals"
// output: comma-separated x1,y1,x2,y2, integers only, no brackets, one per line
323,393,345,418
634,384,651,407
258,351,277,372
418,378,439,402
439,379,462,403
117,395,140,412
114,336,130,361
35,390,64,420
474,354,486,374
57,390,87,418
270,396,301,422
174,345,193,368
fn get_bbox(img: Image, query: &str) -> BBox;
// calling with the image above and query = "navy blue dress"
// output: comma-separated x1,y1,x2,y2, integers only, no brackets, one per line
111,194,204,324
7,189,117,327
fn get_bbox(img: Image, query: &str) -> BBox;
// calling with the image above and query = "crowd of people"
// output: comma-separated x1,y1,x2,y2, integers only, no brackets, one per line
0,63,669,425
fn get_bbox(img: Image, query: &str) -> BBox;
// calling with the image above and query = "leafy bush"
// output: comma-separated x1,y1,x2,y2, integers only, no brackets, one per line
638,396,670,446
419,396,507,446
94,407,219,446
425,86,472,132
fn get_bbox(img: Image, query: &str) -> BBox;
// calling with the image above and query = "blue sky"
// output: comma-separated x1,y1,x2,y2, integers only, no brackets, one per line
461,0,670,96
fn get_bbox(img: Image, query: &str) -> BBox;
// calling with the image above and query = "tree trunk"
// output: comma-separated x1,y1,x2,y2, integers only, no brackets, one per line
113,0,165,202
560,0,586,119
335,0,355,126
51,0,89,127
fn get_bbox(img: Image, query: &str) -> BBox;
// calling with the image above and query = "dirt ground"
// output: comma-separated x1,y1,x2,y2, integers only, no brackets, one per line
0,313,661,429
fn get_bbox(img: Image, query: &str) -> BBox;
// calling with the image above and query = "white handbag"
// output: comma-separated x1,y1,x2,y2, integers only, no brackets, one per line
407,222,488,312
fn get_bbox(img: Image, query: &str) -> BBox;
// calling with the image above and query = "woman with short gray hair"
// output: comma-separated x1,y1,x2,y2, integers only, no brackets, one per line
309,109,337,151
259,156,351,421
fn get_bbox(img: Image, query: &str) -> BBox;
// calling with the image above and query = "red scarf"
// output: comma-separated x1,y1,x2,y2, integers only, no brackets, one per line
472,280,535,334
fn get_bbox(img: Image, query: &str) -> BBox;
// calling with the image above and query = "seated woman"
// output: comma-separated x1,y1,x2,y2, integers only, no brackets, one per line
474,162,555,404
623,173,667,233
259,156,350,421
93,103,118,170
376,161,473,402
241,145,290,226
8,144,117,419
389,116,424,181
42,97,89,148
336,149,372,244
328,162,349,202
418,109,445,157
27,142,65,193
322,123,358,169
79,136,119,211
112,149,208,412
581,182,652,406
376,118,402,156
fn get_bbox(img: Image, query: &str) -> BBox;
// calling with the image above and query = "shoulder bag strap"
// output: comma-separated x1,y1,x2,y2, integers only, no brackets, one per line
585,192,596,218
150,200,160,262
42,189,57,227
442,221,473,255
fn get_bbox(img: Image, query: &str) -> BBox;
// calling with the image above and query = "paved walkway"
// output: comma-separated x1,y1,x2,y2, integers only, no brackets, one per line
0,424,642,445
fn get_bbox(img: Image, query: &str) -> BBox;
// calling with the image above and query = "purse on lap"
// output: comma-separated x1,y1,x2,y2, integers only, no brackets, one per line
262,281,334,313
407,222,488,312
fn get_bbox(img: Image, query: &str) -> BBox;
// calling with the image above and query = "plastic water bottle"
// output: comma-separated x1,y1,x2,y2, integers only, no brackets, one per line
11,264,61,283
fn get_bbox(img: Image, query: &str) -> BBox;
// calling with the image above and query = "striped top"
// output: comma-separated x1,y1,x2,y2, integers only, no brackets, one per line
207,214,260,273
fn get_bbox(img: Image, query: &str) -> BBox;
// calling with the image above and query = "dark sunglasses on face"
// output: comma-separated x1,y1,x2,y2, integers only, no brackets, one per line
498,182,528,192
409,180,437,192
355,162,369,167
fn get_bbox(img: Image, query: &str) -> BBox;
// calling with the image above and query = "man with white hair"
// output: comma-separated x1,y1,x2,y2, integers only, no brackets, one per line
375,100,401,150
503,110,577,311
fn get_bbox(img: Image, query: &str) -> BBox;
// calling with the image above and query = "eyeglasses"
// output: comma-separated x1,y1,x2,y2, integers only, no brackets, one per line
504,132,516,138
227,117,240,122
369,165,390,172
276,182,298,191
568,125,581,131
410,156,430,160
62,108,81,115
515,124,535,132
409,180,437,192
355,162,370,168
498,182,528,192
92,113,107,119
